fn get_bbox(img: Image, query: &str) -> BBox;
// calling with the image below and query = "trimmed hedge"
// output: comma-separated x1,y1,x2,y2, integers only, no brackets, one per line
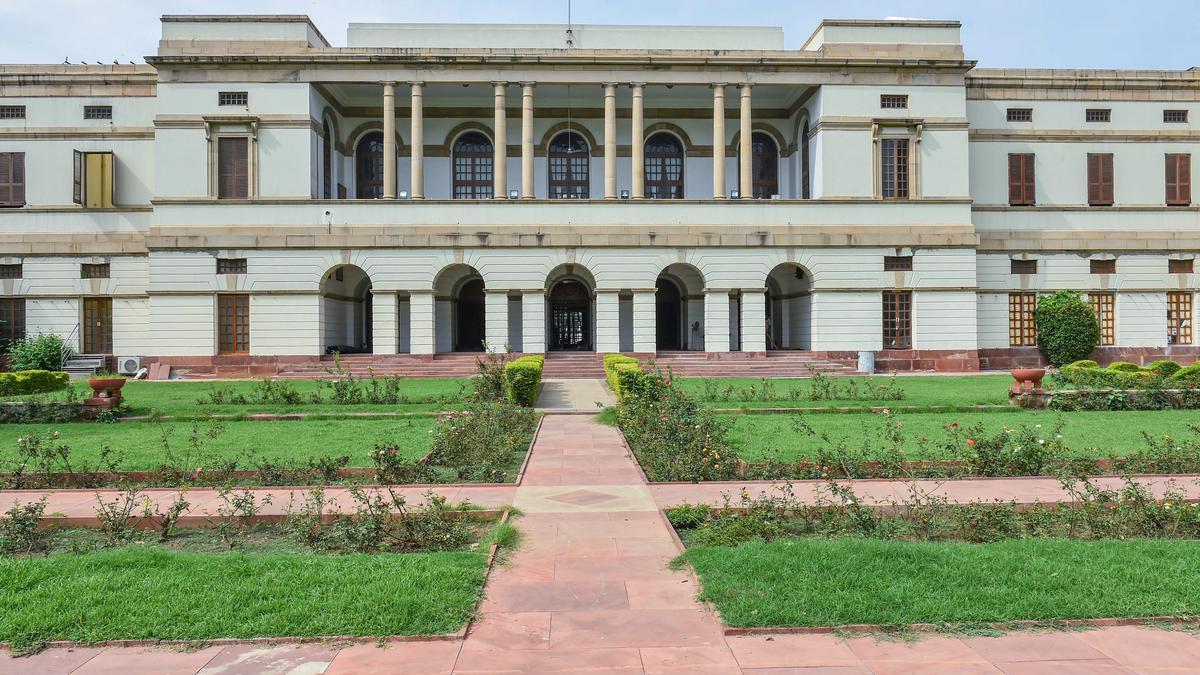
603,355,644,402
1034,291,1100,367
1065,360,1100,370
1107,361,1143,373
0,370,70,397
1148,360,1184,377
504,355,544,407
1169,364,1200,384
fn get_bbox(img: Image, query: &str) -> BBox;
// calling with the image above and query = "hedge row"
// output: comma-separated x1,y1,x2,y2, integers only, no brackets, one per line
0,370,70,397
603,354,644,402
504,355,544,406
1059,359,1200,389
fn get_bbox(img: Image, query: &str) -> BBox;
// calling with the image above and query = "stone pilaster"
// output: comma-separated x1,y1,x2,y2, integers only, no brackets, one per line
382,82,396,199
595,290,621,352
741,289,767,353
410,81,424,199
739,83,753,198
712,84,726,199
371,291,398,355
603,83,617,199
521,290,546,354
409,290,435,355
704,290,731,353
631,83,645,200
632,290,657,353
521,83,535,199
484,290,510,353
493,82,508,199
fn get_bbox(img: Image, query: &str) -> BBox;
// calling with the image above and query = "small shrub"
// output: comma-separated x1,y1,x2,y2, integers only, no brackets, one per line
370,443,434,484
505,355,544,407
960,420,1071,477
1034,291,1100,367
1146,360,1183,378
666,503,710,530
1064,359,1100,370
1107,361,1143,373
140,491,191,543
94,485,143,544
603,355,643,400
0,370,70,397
1169,364,1200,384
472,350,511,402
425,402,537,482
6,334,70,372
211,487,271,549
0,498,48,555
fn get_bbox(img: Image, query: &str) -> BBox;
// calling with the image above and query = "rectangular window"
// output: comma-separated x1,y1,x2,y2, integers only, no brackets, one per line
883,255,913,271
1089,292,1116,346
1085,109,1111,123
0,106,25,119
1090,259,1116,275
1164,110,1189,124
0,298,25,352
1169,259,1195,274
80,263,110,279
216,258,247,274
0,263,22,279
880,138,909,199
1008,153,1035,205
217,293,250,354
1168,291,1193,345
880,94,908,109
217,137,249,200
1010,259,1037,275
1007,108,1033,123
882,290,912,349
83,105,112,120
1087,153,1114,206
0,152,25,207
72,150,115,208
1009,292,1038,346
1166,153,1191,206
218,91,248,107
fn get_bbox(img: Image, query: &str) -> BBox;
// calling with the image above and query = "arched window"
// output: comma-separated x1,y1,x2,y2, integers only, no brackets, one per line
452,131,494,199
801,121,811,200
355,132,384,199
322,121,333,200
548,131,590,199
644,132,684,199
750,132,779,199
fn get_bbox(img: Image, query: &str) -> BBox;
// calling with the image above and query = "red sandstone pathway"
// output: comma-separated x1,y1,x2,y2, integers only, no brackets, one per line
5,414,1200,673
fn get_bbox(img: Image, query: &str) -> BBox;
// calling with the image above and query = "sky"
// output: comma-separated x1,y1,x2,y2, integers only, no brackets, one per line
0,0,1197,69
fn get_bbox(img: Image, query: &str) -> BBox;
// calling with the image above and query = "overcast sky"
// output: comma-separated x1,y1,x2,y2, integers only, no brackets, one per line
0,0,1196,69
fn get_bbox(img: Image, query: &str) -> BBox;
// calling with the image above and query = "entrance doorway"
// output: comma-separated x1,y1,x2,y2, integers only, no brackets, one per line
655,278,682,350
548,279,591,351
455,278,486,352
82,297,112,354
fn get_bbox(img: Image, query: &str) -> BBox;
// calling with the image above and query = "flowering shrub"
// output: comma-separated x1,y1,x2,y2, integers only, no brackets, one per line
615,369,739,482
957,419,1072,477
425,402,537,482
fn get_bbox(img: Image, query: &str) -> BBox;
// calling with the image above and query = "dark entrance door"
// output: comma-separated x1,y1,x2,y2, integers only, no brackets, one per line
455,278,485,352
82,297,112,354
655,278,682,350
549,280,591,351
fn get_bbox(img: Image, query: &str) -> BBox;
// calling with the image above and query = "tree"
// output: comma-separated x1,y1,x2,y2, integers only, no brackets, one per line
1034,291,1100,367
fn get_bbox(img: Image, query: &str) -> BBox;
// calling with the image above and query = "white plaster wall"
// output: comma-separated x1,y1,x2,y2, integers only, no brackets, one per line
913,291,976,349
145,295,215,356
1117,292,1168,347
810,292,882,351
0,138,154,206
25,298,80,350
976,293,1011,349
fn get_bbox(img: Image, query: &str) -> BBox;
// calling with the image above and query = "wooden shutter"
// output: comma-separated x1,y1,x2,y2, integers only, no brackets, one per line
1008,153,1034,205
1167,154,1191,206
218,137,249,200
73,150,83,205
1087,153,1113,206
0,153,24,207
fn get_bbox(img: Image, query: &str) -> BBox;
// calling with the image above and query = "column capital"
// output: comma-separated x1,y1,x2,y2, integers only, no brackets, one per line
739,82,755,90
409,80,425,88
629,82,647,89
520,81,537,88
601,81,619,90
711,82,728,90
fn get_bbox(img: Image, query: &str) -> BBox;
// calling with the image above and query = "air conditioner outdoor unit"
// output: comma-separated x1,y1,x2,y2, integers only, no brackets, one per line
117,356,141,375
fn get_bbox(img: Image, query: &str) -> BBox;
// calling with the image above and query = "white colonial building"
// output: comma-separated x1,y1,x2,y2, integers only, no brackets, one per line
0,15,1196,376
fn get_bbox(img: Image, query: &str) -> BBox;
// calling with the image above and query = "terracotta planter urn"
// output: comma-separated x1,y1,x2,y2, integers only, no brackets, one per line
1010,368,1046,395
87,377,126,403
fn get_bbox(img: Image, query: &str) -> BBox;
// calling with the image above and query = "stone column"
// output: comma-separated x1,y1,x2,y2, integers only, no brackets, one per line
712,83,727,199
740,288,767,353
739,83,753,198
595,290,621,352
521,290,546,354
484,290,509,353
632,289,657,353
409,290,435,355
704,290,731,352
493,82,508,199
382,82,397,199
603,82,617,199
410,81,425,199
521,82,535,199
631,83,645,199
371,291,398,355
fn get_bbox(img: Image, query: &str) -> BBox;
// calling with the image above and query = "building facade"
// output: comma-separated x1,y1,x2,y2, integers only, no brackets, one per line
0,15,1196,374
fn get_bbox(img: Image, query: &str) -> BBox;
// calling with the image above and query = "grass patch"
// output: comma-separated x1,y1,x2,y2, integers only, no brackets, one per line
726,409,1199,463
683,537,1200,628
678,375,1012,410
0,418,437,471
21,378,474,417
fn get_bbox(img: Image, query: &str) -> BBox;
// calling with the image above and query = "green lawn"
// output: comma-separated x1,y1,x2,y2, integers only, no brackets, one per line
0,542,489,646
683,537,1200,628
0,417,437,471
27,378,474,417
677,374,1013,410
726,410,1197,462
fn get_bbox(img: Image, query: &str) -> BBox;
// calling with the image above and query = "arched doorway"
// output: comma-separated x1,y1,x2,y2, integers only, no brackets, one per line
451,131,494,199
433,265,486,352
355,132,384,199
545,264,596,351
765,263,812,350
548,130,590,198
322,121,334,199
644,132,685,199
321,264,373,354
655,263,706,351
750,132,779,198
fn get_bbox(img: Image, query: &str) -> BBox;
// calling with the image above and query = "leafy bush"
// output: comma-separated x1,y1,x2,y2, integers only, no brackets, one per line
1108,361,1143,373
504,355,544,407
0,370,70,398
1064,359,1100,370
1146,360,1183,377
603,354,643,400
425,402,537,482
1034,291,1100,367
1169,364,1200,384
6,334,70,372
0,497,48,555
1054,364,1154,390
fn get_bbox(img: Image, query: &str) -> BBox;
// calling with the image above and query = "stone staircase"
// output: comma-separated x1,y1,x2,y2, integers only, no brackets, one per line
541,352,606,379
274,353,483,379
62,354,107,378
647,350,860,377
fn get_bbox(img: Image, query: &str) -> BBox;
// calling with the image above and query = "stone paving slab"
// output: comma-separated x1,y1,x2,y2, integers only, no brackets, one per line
535,378,616,412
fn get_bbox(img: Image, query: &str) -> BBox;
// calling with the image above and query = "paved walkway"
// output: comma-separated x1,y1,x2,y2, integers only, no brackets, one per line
535,377,616,412
5,412,1200,673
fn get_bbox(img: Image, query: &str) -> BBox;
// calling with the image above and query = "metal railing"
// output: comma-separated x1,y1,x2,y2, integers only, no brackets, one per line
60,323,79,370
